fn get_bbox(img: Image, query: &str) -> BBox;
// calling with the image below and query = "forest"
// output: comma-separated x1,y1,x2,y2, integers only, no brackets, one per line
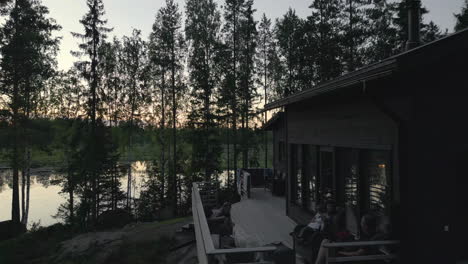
0,0,467,239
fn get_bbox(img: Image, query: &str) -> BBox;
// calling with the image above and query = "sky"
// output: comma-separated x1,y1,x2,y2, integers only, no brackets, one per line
41,0,465,71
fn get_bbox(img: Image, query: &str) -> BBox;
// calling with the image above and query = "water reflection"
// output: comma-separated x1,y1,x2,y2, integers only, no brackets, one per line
0,163,231,228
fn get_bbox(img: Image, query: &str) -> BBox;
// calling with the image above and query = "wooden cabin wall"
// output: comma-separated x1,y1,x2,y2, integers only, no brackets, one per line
398,41,467,263
287,98,397,150
402,95,466,264
285,98,399,223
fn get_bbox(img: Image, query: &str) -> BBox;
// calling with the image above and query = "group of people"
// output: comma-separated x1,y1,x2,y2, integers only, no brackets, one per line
293,200,388,264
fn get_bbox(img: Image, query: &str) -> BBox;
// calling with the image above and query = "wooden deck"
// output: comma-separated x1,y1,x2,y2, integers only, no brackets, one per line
231,188,297,248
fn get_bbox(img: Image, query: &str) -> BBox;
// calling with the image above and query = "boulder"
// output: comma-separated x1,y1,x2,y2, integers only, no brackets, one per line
0,220,26,241
96,209,133,230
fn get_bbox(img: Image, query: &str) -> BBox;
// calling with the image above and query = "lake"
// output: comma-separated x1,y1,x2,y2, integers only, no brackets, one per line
0,161,230,227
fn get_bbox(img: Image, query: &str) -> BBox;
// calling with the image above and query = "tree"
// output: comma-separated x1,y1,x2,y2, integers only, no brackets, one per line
0,0,60,224
121,29,148,209
309,0,344,82
149,9,170,208
257,14,274,167
71,0,114,224
238,0,257,169
151,0,185,216
365,0,399,63
185,0,223,180
341,0,369,71
222,0,244,182
455,0,468,31
275,9,308,96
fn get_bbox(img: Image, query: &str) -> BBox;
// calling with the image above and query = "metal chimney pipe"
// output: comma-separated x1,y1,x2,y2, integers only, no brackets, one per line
406,0,421,50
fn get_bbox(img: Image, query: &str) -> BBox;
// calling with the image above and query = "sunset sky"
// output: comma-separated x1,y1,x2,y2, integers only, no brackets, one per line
41,0,465,70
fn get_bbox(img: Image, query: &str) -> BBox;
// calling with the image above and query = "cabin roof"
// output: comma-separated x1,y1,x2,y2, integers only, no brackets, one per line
262,112,284,131
264,28,468,111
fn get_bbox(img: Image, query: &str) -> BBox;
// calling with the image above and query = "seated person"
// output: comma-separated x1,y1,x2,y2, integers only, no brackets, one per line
293,203,328,241
212,202,231,218
315,213,385,264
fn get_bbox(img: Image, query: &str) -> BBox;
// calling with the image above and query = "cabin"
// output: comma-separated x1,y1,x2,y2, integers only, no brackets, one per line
264,27,468,263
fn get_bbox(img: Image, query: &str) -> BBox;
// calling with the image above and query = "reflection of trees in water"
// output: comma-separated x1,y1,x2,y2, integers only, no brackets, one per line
0,169,13,189
0,169,64,190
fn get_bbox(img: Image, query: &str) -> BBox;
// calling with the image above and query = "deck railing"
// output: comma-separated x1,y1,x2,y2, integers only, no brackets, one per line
236,170,251,199
192,182,277,264
236,169,274,199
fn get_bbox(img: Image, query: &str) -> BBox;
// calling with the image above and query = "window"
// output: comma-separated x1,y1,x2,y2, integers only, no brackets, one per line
304,145,318,211
336,148,359,206
319,149,335,202
361,150,391,213
278,141,285,162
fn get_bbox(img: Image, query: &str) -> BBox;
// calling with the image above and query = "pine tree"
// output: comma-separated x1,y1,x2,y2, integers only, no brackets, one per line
455,0,468,31
341,0,369,71
149,9,170,207
185,0,222,180
275,9,307,95
238,0,257,169
365,0,399,62
222,0,244,182
121,29,147,210
309,0,344,82
71,0,115,224
0,0,61,224
257,14,275,167
150,0,185,216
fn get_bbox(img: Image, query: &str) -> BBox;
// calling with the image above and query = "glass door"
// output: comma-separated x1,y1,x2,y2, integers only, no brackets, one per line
319,147,335,202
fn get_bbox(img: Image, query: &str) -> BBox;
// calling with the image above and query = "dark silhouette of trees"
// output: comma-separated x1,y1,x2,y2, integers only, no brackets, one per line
0,0,60,224
151,0,185,216
71,0,117,225
185,0,223,181
455,0,468,31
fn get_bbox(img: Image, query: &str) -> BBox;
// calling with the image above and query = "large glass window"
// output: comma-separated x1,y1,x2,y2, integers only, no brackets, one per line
289,145,392,216
319,149,335,202
303,145,318,211
361,150,391,213
291,144,318,211
336,149,359,206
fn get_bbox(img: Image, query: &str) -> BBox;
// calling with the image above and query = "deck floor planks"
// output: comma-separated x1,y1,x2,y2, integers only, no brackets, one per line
231,188,296,248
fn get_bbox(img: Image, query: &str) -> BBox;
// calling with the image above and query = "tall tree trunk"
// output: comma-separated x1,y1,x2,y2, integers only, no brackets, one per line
171,35,177,216
21,161,25,221
226,118,230,188
264,50,268,168
68,167,74,224
11,0,21,225
232,3,238,186
12,81,20,224
159,70,166,206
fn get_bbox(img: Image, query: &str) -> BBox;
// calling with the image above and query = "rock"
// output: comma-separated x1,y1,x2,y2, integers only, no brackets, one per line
55,231,125,263
0,220,26,241
96,209,133,230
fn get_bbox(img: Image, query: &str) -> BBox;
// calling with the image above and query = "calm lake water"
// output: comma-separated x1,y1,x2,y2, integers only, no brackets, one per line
0,162,231,228
0,161,154,227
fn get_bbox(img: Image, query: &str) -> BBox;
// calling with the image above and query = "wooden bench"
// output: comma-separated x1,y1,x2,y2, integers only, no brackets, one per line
193,182,277,264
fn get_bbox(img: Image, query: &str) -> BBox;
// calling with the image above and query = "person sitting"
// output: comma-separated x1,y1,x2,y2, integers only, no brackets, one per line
293,203,328,242
314,213,385,264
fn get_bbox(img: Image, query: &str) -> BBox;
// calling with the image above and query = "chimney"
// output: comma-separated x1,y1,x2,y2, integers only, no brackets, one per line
405,0,421,51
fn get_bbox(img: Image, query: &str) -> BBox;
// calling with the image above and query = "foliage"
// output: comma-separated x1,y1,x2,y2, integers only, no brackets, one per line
455,0,468,32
